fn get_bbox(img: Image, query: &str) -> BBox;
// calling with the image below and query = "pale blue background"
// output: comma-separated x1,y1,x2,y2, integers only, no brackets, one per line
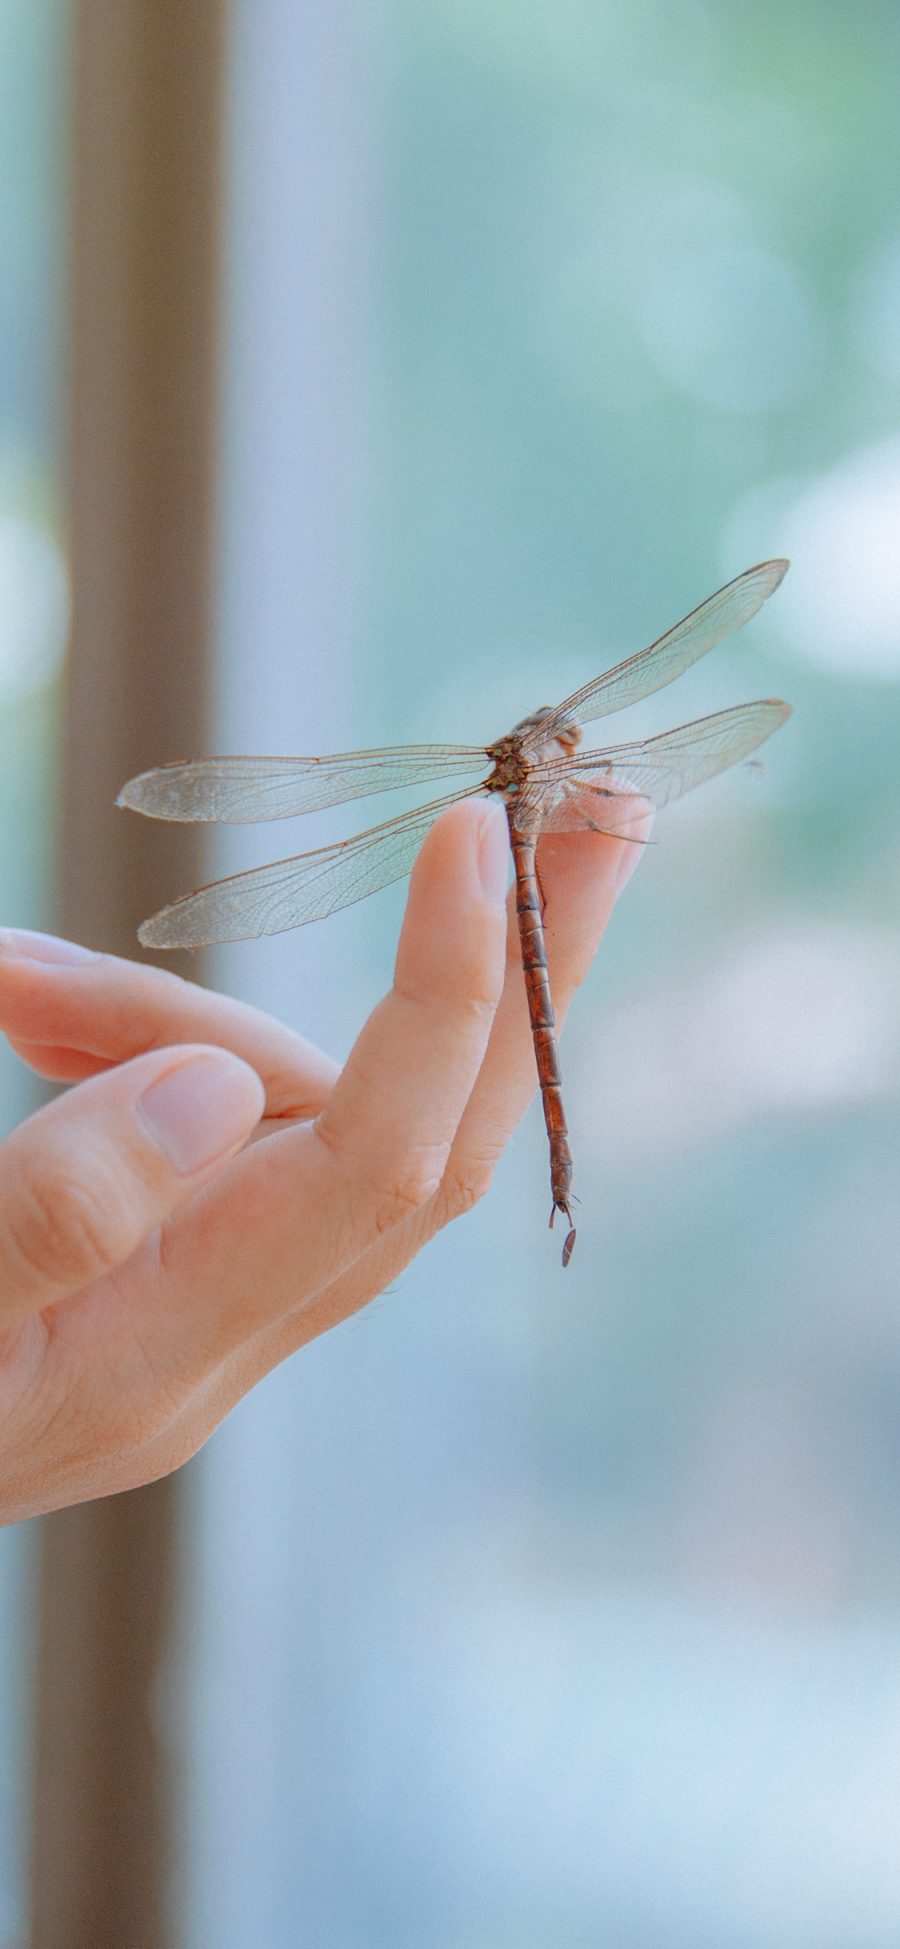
3,2,900,1944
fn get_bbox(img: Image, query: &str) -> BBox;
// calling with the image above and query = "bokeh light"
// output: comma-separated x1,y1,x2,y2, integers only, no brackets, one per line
728,440,900,679
0,511,68,697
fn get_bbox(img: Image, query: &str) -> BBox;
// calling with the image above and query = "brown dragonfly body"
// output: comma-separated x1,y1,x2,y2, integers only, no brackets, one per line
510,813,576,1264
489,706,590,1264
120,560,792,1265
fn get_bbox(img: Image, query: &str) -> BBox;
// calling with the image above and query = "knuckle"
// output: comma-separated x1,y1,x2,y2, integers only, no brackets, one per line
396,973,500,1027
314,1119,446,1241
370,1150,447,1237
6,1149,135,1291
131,969,192,1045
454,987,503,1030
438,1154,497,1222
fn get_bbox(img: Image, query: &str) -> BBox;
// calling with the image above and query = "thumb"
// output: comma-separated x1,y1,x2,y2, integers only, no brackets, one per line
0,1044,265,1324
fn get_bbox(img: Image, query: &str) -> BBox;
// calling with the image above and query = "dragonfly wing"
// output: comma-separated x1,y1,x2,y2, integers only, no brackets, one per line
525,699,791,834
137,786,484,948
119,745,488,823
515,780,655,840
525,559,788,744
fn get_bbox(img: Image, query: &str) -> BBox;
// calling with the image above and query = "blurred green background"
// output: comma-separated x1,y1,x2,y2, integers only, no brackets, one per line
3,1,900,1943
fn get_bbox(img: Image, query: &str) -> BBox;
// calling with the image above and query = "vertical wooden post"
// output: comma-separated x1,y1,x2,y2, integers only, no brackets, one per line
28,5,226,1944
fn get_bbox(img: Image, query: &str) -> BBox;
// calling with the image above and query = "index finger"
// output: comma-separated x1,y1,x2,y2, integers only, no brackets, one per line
294,811,652,1334
147,797,511,1352
0,932,338,1115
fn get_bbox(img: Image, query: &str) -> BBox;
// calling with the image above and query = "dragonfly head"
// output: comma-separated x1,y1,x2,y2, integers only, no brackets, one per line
510,706,582,757
486,709,583,799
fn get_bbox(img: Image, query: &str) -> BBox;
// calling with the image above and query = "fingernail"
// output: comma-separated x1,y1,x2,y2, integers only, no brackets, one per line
0,928,97,964
137,1054,265,1175
614,809,655,896
614,841,646,896
477,800,509,908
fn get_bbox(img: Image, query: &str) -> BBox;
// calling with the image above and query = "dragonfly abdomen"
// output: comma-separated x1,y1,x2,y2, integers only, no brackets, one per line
508,822,577,1267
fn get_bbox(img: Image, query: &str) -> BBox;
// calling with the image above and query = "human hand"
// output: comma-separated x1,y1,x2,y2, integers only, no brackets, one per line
0,799,642,1524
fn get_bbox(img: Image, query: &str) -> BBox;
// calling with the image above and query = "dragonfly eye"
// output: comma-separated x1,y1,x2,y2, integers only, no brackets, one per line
510,707,553,735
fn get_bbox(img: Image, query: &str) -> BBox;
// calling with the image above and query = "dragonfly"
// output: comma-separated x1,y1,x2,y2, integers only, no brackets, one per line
120,559,791,1267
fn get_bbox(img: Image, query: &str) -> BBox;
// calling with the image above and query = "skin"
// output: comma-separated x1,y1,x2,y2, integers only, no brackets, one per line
0,798,644,1525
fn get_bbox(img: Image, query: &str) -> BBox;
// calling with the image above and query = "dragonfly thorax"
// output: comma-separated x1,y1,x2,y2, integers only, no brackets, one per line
486,709,582,799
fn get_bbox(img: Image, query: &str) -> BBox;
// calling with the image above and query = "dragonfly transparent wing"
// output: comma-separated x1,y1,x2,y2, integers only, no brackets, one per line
517,699,791,836
524,559,788,746
137,786,484,948
119,744,489,823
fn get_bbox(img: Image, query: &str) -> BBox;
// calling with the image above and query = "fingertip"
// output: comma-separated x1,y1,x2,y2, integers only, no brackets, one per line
474,796,510,908
401,797,509,970
0,929,98,966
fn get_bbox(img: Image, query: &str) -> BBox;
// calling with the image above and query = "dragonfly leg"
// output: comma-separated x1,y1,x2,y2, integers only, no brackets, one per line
534,854,548,920
581,783,633,839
